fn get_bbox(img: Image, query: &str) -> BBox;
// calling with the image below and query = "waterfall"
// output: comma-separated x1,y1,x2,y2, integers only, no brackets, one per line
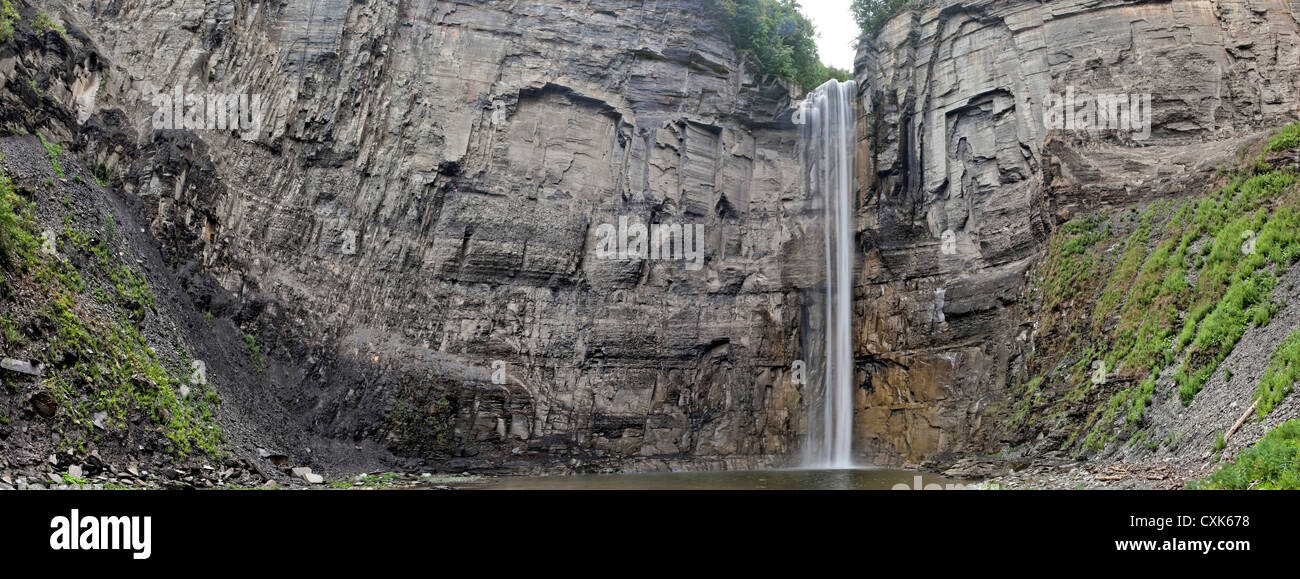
800,79,857,469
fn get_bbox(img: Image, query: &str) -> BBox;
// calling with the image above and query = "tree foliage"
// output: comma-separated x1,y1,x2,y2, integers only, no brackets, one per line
850,0,916,37
715,0,850,91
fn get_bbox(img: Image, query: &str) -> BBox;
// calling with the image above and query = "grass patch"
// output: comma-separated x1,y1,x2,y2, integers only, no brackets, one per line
0,162,38,271
1,162,223,457
1265,122,1300,153
0,0,19,44
243,332,267,373
1190,419,1300,489
44,302,224,457
1175,197,1300,404
1253,330,1300,418
1019,123,1300,454
33,11,65,38
37,132,64,178
61,471,90,486
1039,212,1109,318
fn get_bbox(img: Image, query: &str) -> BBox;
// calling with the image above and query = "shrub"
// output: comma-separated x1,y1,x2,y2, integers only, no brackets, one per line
851,0,916,38
715,0,850,90
243,332,267,373
0,0,19,44
1265,122,1300,153
33,11,64,37
0,163,38,271
1190,419,1300,489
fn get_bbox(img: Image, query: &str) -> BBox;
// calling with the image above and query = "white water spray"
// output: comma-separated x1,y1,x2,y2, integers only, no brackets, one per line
800,79,857,469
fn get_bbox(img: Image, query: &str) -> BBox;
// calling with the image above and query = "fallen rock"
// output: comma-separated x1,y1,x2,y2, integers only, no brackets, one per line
1,358,41,376
30,392,58,418
288,466,325,485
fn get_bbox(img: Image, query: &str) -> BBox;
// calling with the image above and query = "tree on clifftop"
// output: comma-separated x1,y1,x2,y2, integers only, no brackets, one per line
715,0,851,91
850,0,916,37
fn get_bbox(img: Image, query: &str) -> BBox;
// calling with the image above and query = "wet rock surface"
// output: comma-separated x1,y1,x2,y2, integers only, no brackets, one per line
4,0,1300,487
853,0,1300,467
4,0,826,475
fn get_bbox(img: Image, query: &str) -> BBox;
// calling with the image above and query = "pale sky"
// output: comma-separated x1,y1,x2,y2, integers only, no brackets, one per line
800,0,859,72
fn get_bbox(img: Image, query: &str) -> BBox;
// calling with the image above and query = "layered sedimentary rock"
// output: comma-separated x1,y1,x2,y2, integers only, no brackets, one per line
854,0,1300,465
34,0,832,469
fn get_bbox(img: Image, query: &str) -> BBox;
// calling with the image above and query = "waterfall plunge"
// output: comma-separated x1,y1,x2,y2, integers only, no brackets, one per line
801,79,857,469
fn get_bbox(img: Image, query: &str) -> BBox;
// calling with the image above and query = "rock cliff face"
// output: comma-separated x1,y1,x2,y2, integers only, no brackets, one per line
26,0,831,471
18,0,1300,475
854,0,1300,466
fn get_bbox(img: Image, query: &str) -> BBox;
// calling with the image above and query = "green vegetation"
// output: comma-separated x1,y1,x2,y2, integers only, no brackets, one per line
32,11,63,37
1039,212,1108,320
329,472,479,489
851,0,916,38
1265,122,1300,153
334,472,406,488
1253,330,1300,418
0,315,19,345
1012,124,1300,456
1,152,223,457
1006,375,1043,429
92,162,112,187
62,214,154,317
1172,172,1300,404
243,332,267,373
0,161,38,271
41,278,222,457
1190,419,1300,489
38,132,63,178
0,0,19,44
61,471,90,486
714,0,851,91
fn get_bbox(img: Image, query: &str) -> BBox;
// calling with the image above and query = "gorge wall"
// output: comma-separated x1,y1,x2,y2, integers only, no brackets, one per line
27,0,833,472
854,0,1300,466
13,0,1300,475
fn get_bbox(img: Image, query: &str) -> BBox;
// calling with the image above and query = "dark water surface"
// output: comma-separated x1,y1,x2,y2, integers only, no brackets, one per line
452,468,974,490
